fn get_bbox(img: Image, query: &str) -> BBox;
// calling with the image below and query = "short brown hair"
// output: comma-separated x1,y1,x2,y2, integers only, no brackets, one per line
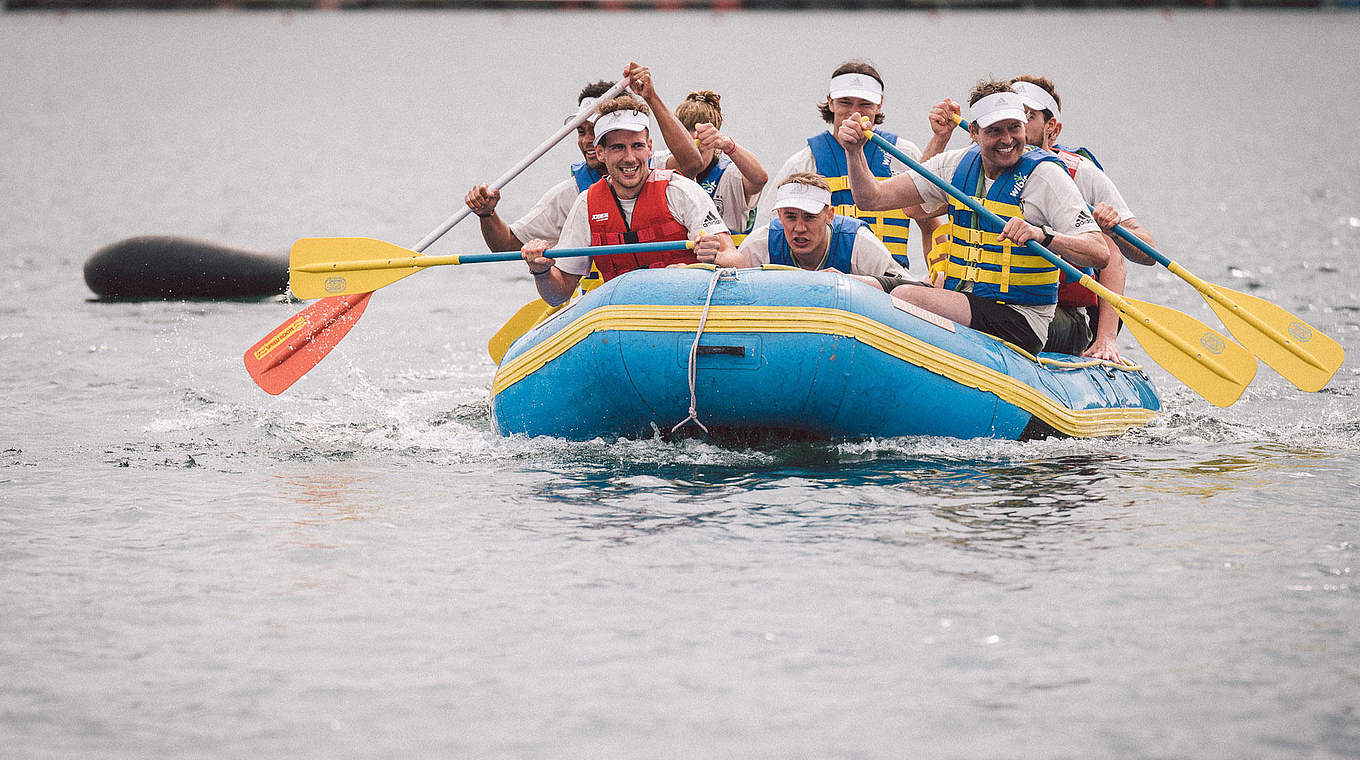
596,95,652,119
778,172,831,193
675,90,722,131
967,78,1014,107
1009,74,1062,117
818,60,886,126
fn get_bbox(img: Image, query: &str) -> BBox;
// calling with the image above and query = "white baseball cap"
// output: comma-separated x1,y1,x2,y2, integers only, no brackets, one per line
773,181,833,214
1010,81,1061,120
592,109,650,145
970,92,1028,128
828,73,883,105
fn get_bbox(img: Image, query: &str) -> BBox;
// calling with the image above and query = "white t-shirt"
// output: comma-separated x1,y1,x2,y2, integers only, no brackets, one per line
508,177,581,247
762,132,924,224
736,222,906,277
653,149,759,234
554,170,730,277
1067,155,1134,221
912,147,1103,342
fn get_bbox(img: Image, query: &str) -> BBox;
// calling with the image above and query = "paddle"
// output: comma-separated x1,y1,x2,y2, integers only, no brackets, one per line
243,292,372,396
289,238,695,299
243,74,630,395
1105,222,1342,392
947,112,1343,391
862,127,1257,407
488,298,564,364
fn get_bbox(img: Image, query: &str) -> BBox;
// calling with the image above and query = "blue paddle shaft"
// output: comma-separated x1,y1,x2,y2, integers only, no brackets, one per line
456,239,692,265
865,131,1086,282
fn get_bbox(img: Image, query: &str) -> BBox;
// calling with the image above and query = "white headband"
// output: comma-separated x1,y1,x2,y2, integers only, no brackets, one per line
828,73,883,105
970,92,1027,128
592,109,650,145
773,182,833,214
1010,81,1061,120
564,95,601,125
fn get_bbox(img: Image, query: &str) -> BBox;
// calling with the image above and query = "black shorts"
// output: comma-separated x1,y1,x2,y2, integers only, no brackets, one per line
1043,305,1093,355
965,293,1044,355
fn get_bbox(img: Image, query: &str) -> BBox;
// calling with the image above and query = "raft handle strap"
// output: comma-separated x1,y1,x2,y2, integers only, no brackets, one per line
671,267,731,436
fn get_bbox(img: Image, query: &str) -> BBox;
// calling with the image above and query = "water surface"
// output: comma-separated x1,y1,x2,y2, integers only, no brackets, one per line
2,9,1359,758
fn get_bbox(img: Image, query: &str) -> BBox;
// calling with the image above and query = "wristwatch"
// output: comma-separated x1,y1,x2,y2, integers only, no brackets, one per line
1039,225,1056,248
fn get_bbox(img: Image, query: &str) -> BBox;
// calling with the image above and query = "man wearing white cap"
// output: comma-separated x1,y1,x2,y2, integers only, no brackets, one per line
522,95,734,306
717,173,910,292
465,64,702,253
836,78,1108,356
1010,74,1158,361
765,60,947,269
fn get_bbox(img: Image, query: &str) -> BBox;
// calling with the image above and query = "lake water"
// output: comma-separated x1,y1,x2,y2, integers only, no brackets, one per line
2,8,1359,758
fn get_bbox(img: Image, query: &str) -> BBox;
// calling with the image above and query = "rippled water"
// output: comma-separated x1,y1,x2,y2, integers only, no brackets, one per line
3,8,1359,758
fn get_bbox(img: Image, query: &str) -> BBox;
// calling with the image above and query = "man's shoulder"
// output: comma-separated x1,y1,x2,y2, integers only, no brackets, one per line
546,176,585,202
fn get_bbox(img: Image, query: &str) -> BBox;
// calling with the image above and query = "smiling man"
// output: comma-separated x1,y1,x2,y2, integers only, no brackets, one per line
835,79,1108,355
717,173,909,292
1011,74,1158,362
521,95,734,306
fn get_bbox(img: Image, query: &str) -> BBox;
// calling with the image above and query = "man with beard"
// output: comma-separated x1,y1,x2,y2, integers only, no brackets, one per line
1010,74,1158,361
521,95,733,306
836,79,1108,355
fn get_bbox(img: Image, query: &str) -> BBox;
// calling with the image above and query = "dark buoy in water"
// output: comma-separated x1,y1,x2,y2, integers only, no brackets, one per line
84,235,288,300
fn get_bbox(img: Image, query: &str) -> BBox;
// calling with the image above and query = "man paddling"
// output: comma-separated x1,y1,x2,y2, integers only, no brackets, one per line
521,96,734,306
1010,74,1158,361
717,173,911,292
465,64,702,252
836,79,1108,355
766,60,947,269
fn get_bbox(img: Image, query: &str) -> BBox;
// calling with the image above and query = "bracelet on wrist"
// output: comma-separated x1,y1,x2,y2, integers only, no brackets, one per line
531,266,553,277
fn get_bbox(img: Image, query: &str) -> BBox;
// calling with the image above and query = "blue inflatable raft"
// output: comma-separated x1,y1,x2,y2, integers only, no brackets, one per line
490,267,1160,441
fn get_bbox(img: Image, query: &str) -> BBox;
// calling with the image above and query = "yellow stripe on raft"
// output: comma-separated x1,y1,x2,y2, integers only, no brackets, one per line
491,305,1157,438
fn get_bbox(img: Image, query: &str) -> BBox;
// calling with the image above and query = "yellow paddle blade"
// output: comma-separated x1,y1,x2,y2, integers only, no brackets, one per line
289,237,422,300
1118,296,1258,407
1197,281,1345,393
488,298,563,364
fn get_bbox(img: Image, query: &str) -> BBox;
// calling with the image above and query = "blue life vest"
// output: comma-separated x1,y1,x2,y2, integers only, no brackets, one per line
1053,143,1102,171
571,161,603,192
767,215,866,273
695,154,731,197
941,145,1063,305
695,154,755,235
806,130,913,266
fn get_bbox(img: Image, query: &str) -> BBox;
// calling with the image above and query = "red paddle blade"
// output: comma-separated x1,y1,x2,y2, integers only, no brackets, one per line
243,292,372,395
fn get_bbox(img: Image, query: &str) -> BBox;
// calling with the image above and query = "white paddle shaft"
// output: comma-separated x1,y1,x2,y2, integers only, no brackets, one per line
412,75,630,253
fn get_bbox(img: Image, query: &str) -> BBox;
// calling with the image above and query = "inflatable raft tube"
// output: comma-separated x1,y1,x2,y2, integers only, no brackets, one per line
490,267,1161,442
84,236,288,300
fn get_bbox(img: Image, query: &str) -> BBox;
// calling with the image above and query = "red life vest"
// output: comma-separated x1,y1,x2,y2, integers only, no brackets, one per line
586,170,695,281
1051,148,1099,309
